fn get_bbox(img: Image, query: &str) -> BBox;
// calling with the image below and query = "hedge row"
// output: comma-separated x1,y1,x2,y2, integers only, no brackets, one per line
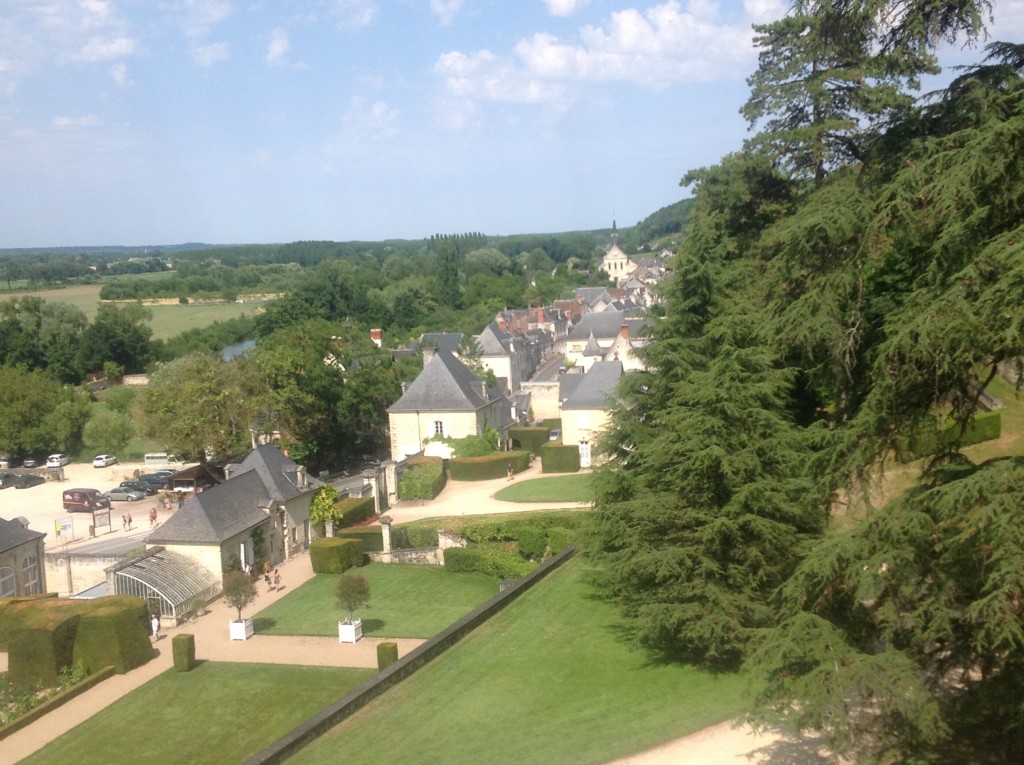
310,537,364,574
508,426,550,454
443,546,535,579
336,496,375,528
540,443,580,473
461,512,585,561
335,526,384,553
901,410,1002,461
449,450,530,481
5,596,153,690
398,459,447,500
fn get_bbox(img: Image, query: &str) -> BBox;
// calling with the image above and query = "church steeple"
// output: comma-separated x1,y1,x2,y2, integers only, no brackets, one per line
611,219,618,245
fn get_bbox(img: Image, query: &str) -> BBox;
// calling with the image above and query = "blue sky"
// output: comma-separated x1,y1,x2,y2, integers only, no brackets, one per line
2,1,1022,248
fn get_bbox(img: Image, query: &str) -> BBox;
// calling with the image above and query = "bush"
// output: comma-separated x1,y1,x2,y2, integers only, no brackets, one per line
450,451,530,481
335,526,383,553
508,426,550,453
902,410,1003,460
71,597,153,675
515,527,548,561
377,641,399,671
400,525,439,549
399,460,447,500
336,573,371,622
172,634,196,672
443,546,535,580
546,527,577,555
540,443,580,473
310,537,364,574
337,496,376,528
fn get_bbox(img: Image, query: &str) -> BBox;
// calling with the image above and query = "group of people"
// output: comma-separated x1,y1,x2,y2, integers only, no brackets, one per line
263,564,282,593
121,513,134,531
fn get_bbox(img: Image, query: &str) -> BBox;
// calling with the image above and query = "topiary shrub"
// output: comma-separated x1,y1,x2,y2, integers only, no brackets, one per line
539,443,580,473
377,641,399,671
399,460,447,500
172,633,196,672
508,426,550,453
335,526,383,552
449,451,530,481
515,526,548,561
310,537,364,574
8,612,79,691
71,597,153,675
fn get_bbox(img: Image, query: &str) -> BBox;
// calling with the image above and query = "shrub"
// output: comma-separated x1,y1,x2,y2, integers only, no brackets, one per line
540,443,580,473
191,597,206,618
546,527,577,555
377,641,399,671
172,634,196,672
401,525,439,549
399,460,447,500
310,537,364,574
71,597,153,674
337,496,376,528
335,527,383,553
515,527,548,561
443,546,535,580
508,426,550,453
450,451,530,481
902,410,1003,460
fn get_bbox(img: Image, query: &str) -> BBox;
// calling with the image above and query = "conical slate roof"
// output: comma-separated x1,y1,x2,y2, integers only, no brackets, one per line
388,349,504,413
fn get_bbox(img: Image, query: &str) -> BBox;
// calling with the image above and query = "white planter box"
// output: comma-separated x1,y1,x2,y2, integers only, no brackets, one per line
338,619,363,643
230,619,254,641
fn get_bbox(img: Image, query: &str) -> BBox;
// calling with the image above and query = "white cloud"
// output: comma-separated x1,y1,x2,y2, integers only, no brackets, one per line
435,1,758,106
266,28,289,66
179,0,234,39
430,0,465,26
326,95,400,152
52,114,99,128
332,0,377,30
75,35,138,62
742,0,787,24
191,42,230,67
108,61,130,87
544,0,590,17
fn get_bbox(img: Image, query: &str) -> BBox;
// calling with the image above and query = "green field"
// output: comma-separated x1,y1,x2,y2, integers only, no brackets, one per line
289,559,750,765
494,473,594,502
254,564,499,638
21,663,374,765
0,283,262,339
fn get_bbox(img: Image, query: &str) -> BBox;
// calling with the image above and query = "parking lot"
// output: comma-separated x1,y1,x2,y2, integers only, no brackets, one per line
0,460,168,550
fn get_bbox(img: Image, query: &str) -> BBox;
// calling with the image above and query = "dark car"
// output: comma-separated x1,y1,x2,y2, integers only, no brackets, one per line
62,487,111,512
137,474,171,490
119,480,157,496
13,474,45,489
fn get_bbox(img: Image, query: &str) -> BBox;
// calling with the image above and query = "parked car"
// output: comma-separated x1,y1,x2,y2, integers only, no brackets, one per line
46,453,70,468
92,454,118,468
118,480,157,496
22,456,39,468
137,474,171,490
548,429,561,441
62,487,111,512
14,474,46,489
104,487,145,502
0,455,20,469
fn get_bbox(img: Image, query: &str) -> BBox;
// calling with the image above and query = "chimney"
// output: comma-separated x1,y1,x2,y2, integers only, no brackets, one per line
619,324,630,340
479,381,488,398
369,328,382,347
423,347,437,365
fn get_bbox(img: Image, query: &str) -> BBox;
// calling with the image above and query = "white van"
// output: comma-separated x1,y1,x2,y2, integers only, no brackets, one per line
144,453,184,467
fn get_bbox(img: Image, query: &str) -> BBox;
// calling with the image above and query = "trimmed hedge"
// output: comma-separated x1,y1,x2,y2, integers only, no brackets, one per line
398,459,447,500
336,496,376,528
0,593,59,650
540,443,580,473
449,451,530,481
335,526,384,553
376,641,399,671
902,410,1002,461
172,633,196,672
508,426,550,453
461,512,586,561
6,596,152,690
310,537,364,574
443,546,535,579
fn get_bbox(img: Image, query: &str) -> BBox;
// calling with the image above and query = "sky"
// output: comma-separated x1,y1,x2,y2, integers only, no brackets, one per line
2,1,1023,248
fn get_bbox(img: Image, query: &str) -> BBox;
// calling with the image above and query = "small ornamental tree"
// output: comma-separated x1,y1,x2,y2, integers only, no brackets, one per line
310,484,341,527
335,573,370,623
223,570,258,622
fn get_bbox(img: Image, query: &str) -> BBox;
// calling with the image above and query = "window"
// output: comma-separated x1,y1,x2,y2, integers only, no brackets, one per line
433,420,444,436
22,555,40,595
0,566,14,597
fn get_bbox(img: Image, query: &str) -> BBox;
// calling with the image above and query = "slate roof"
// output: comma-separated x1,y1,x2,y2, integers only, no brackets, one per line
561,361,624,410
583,332,605,357
567,311,628,341
147,469,271,545
0,516,44,554
477,323,513,355
420,332,464,355
388,349,506,413
230,443,316,503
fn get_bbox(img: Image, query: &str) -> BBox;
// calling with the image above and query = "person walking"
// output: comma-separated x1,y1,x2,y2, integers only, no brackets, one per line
151,613,160,642
127,512,133,530
122,514,127,531
273,569,281,591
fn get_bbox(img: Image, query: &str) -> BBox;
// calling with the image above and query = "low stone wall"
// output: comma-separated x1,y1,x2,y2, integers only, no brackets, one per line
367,547,442,565
242,545,578,765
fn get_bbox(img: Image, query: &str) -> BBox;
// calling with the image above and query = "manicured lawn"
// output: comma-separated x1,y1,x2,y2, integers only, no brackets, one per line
254,563,499,638
494,473,594,502
290,559,750,765
21,663,374,765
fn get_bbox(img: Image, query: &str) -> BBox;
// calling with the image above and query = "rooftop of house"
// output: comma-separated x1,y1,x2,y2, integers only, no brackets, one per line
561,360,624,410
388,349,508,413
0,516,45,554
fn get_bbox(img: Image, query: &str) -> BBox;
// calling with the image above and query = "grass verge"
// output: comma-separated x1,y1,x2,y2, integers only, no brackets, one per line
289,559,750,765
494,473,594,503
20,663,374,765
253,563,499,638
